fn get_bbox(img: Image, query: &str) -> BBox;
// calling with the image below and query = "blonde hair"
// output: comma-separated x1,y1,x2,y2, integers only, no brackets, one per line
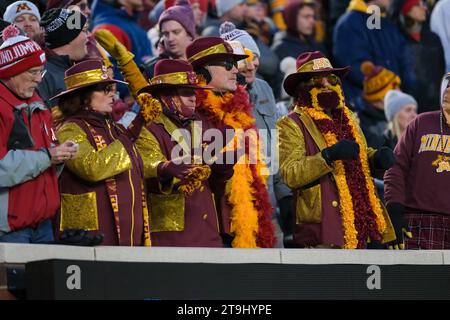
389,116,403,142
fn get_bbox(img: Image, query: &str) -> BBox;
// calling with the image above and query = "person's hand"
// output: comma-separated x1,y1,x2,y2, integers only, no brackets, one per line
126,112,145,142
48,140,79,164
321,139,360,165
373,147,396,170
58,229,104,246
137,93,162,123
94,29,134,65
157,158,197,182
386,203,412,250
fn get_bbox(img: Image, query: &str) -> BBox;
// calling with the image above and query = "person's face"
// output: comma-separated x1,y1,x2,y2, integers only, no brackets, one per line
176,87,197,117
69,23,89,61
14,14,41,39
244,3,266,21
307,73,341,89
297,6,315,37
406,1,427,23
396,103,417,132
226,3,247,23
191,2,205,27
207,59,239,92
161,20,193,59
90,83,116,114
6,66,45,99
241,55,259,85
69,0,92,18
120,0,144,11
373,0,393,11
442,86,450,116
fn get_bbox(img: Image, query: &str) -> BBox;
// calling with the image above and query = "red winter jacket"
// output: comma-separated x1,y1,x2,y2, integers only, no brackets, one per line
0,82,60,232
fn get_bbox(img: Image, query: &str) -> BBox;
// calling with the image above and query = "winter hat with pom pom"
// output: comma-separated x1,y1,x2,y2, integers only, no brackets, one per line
219,21,260,57
0,25,46,79
159,0,196,39
361,61,401,102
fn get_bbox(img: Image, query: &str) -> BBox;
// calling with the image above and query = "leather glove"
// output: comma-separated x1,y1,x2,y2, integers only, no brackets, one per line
373,147,396,170
94,29,134,65
157,160,197,182
125,112,145,142
278,196,294,236
321,139,360,165
58,229,104,246
386,203,412,250
95,30,149,98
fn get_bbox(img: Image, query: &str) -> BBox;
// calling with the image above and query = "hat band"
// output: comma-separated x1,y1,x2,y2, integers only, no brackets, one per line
150,71,198,86
297,58,333,73
65,69,110,90
188,43,229,64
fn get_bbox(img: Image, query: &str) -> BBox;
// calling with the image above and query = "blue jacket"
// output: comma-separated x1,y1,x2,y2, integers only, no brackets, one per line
333,2,416,109
92,0,152,96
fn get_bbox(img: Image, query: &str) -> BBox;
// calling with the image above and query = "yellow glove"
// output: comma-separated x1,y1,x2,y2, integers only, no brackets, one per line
94,29,134,66
95,29,149,99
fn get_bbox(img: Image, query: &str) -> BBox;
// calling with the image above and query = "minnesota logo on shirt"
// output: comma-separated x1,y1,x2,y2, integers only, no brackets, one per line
419,134,450,173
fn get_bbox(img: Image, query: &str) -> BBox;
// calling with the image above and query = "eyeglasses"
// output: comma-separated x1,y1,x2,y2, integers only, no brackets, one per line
27,68,45,77
307,74,340,86
208,59,238,71
96,83,115,95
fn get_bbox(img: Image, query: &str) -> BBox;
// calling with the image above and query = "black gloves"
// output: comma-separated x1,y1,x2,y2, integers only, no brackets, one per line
58,229,104,246
386,203,412,250
278,196,297,248
278,196,294,236
125,112,145,142
321,139,360,165
373,147,396,170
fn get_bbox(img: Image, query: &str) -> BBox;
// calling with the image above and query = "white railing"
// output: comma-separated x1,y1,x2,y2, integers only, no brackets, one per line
1,243,450,265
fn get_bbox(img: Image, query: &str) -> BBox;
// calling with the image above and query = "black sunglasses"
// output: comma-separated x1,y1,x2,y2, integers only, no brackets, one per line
208,59,238,71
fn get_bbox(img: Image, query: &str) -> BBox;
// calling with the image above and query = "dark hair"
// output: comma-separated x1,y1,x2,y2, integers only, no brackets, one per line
195,66,212,83
58,82,111,119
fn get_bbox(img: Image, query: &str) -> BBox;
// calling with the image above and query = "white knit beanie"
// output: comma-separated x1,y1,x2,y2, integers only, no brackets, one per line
3,1,41,23
215,0,244,17
219,21,260,57
384,90,418,122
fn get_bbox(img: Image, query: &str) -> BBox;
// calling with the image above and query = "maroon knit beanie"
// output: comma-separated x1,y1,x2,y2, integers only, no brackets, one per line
158,0,196,39
283,0,316,36
46,0,77,10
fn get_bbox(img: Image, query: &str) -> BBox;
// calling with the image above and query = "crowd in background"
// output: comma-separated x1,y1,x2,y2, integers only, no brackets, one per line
1,0,449,250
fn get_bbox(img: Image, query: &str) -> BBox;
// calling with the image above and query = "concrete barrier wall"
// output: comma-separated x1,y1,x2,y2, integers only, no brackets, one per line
1,243,449,265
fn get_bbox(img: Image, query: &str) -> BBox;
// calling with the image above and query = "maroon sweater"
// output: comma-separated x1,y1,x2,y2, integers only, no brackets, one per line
384,111,450,215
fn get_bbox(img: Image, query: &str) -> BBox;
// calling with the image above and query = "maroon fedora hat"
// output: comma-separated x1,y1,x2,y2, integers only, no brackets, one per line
186,36,248,68
50,59,127,100
138,59,213,95
283,51,350,97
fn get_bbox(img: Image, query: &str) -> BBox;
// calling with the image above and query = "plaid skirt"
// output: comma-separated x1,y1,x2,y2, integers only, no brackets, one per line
405,213,450,249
